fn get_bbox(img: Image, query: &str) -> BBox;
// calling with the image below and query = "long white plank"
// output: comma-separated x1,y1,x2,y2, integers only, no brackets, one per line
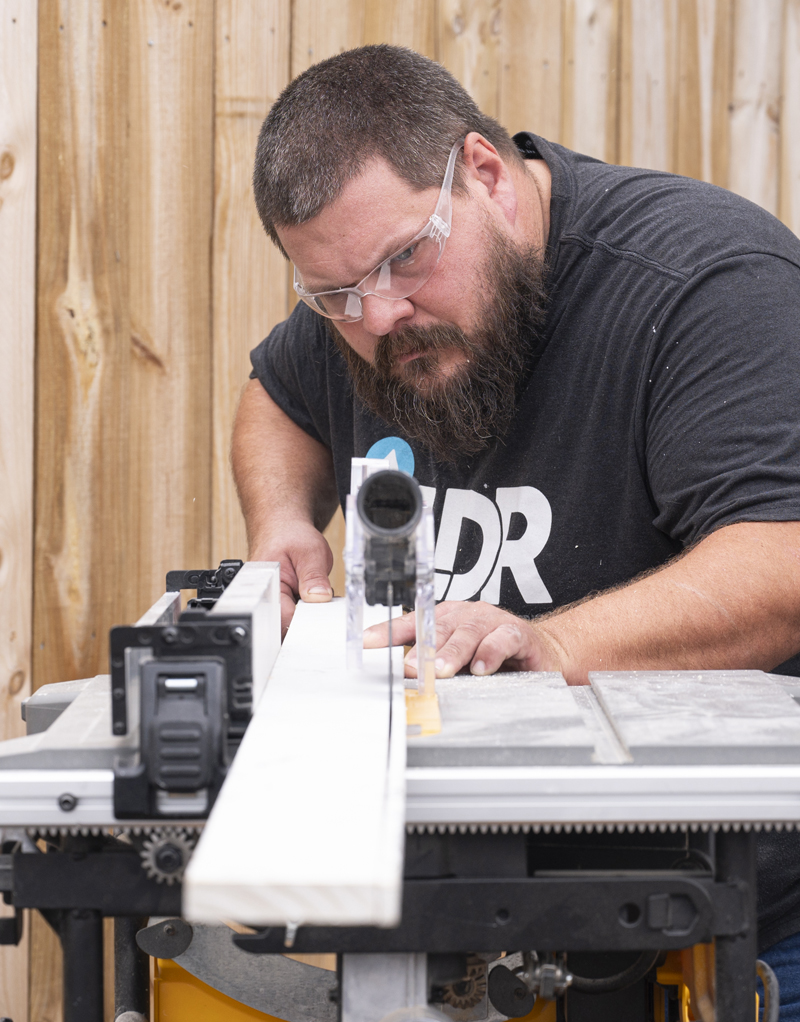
184,599,406,926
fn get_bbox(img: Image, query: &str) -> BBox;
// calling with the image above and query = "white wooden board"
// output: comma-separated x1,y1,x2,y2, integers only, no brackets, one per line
184,598,406,927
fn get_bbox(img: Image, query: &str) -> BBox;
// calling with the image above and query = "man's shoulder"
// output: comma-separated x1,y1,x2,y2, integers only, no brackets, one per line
534,136,800,280
271,300,331,346
250,301,343,389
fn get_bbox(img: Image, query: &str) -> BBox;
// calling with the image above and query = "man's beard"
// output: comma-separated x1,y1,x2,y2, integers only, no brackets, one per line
330,224,548,463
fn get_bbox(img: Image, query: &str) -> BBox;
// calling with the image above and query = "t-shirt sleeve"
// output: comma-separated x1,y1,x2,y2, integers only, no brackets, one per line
643,251,800,545
249,302,335,447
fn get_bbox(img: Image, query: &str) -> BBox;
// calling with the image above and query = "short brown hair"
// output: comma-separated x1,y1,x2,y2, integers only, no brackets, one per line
253,45,523,255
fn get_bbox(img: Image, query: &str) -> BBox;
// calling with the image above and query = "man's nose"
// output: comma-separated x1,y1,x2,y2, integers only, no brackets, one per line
359,293,414,337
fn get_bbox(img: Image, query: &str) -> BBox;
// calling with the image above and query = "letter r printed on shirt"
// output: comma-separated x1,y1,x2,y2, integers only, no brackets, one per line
432,485,553,606
481,486,553,605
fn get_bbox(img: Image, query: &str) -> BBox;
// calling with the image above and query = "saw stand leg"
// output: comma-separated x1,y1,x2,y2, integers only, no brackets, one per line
715,829,758,1021
114,916,150,1020
41,908,105,1022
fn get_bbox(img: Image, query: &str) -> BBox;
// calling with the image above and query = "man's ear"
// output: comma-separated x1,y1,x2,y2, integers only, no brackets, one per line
461,131,518,226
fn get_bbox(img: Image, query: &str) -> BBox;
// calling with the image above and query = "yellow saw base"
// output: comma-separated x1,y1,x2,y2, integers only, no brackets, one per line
152,957,557,1022
152,945,763,1022
152,958,283,1021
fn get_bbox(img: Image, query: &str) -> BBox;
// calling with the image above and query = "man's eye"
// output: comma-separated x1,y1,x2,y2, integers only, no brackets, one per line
391,244,418,266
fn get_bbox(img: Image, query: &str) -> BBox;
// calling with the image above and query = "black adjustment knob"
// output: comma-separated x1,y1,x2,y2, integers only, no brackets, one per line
487,964,536,1018
136,917,193,959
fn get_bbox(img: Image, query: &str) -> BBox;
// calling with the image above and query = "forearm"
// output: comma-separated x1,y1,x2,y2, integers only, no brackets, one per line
534,521,800,684
232,378,338,555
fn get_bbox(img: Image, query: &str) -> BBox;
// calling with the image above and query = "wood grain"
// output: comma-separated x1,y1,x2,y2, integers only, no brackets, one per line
619,0,678,172
563,0,620,162
34,0,132,693
291,0,365,76
438,0,503,116
728,0,783,214
34,1,131,1015
29,911,61,1022
621,0,678,170
0,0,36,739
212,0,291,566
780,0,800,235
364,0,437,54
0,11,32,995
675,0,701,179
692,0,735,186
126,0,214,605
500,0,563,141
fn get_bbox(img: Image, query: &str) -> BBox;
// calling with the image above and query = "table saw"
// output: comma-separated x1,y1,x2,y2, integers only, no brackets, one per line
0,468,794,1022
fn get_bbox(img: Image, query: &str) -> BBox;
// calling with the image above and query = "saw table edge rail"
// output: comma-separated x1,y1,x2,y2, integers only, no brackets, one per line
3,763,800,831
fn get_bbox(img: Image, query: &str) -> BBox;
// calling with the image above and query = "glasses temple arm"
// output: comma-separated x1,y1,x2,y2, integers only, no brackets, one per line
430,137,465,237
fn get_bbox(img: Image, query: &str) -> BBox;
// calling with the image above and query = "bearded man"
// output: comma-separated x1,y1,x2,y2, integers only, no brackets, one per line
232,45,800,1011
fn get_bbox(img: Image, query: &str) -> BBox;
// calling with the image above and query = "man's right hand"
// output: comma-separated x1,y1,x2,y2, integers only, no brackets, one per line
252,521,335,636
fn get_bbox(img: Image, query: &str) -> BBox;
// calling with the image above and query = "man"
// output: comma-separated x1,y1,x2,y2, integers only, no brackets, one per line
233,45,800,1011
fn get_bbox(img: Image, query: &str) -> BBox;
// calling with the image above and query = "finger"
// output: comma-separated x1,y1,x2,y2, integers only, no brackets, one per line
363,611,416,649
469,622,530,676
403,643,418,679
365,601,465,652
296,553,334,603
431,619,490,678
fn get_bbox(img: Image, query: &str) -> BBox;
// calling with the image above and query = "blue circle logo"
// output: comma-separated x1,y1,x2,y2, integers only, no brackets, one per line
366,437,415,476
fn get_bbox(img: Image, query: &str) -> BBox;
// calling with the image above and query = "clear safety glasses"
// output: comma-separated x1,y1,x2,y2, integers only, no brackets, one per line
293,139,465,323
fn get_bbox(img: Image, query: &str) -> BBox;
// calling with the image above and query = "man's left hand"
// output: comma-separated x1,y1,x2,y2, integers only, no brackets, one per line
362,601,562,678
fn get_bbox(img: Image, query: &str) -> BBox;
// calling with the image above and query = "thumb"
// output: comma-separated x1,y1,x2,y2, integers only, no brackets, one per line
296,558,333,604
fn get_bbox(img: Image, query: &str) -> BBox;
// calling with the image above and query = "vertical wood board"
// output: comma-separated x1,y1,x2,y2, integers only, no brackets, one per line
34,0,132,682
674,0,701,179
709,0,735,188
212,0,291,565
126,0,214,604
780,0,800,235
619,0,677,172
728,0,783,215
30,911,61,1022
693,0,733,186
291,0,365,77
562,0,620,163
438,0,503,117
0,4,35,1018
363,0,437,54
500,0,563,141
0,1,36,729
34,0,132,1009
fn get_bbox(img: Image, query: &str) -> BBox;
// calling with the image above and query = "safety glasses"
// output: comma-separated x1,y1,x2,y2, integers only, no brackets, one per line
293,138,465,323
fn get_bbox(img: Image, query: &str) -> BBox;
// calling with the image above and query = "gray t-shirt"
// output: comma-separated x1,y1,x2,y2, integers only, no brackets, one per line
251,134,800,949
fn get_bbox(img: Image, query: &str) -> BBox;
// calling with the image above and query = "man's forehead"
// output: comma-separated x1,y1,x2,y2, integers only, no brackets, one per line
277,157,440,290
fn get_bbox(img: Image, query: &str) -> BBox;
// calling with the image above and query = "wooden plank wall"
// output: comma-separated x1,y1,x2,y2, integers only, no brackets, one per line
0,1,794,1019
0,4,36,1021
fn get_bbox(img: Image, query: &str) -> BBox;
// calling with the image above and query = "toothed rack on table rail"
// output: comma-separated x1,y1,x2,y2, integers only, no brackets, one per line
0,560,795,1022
